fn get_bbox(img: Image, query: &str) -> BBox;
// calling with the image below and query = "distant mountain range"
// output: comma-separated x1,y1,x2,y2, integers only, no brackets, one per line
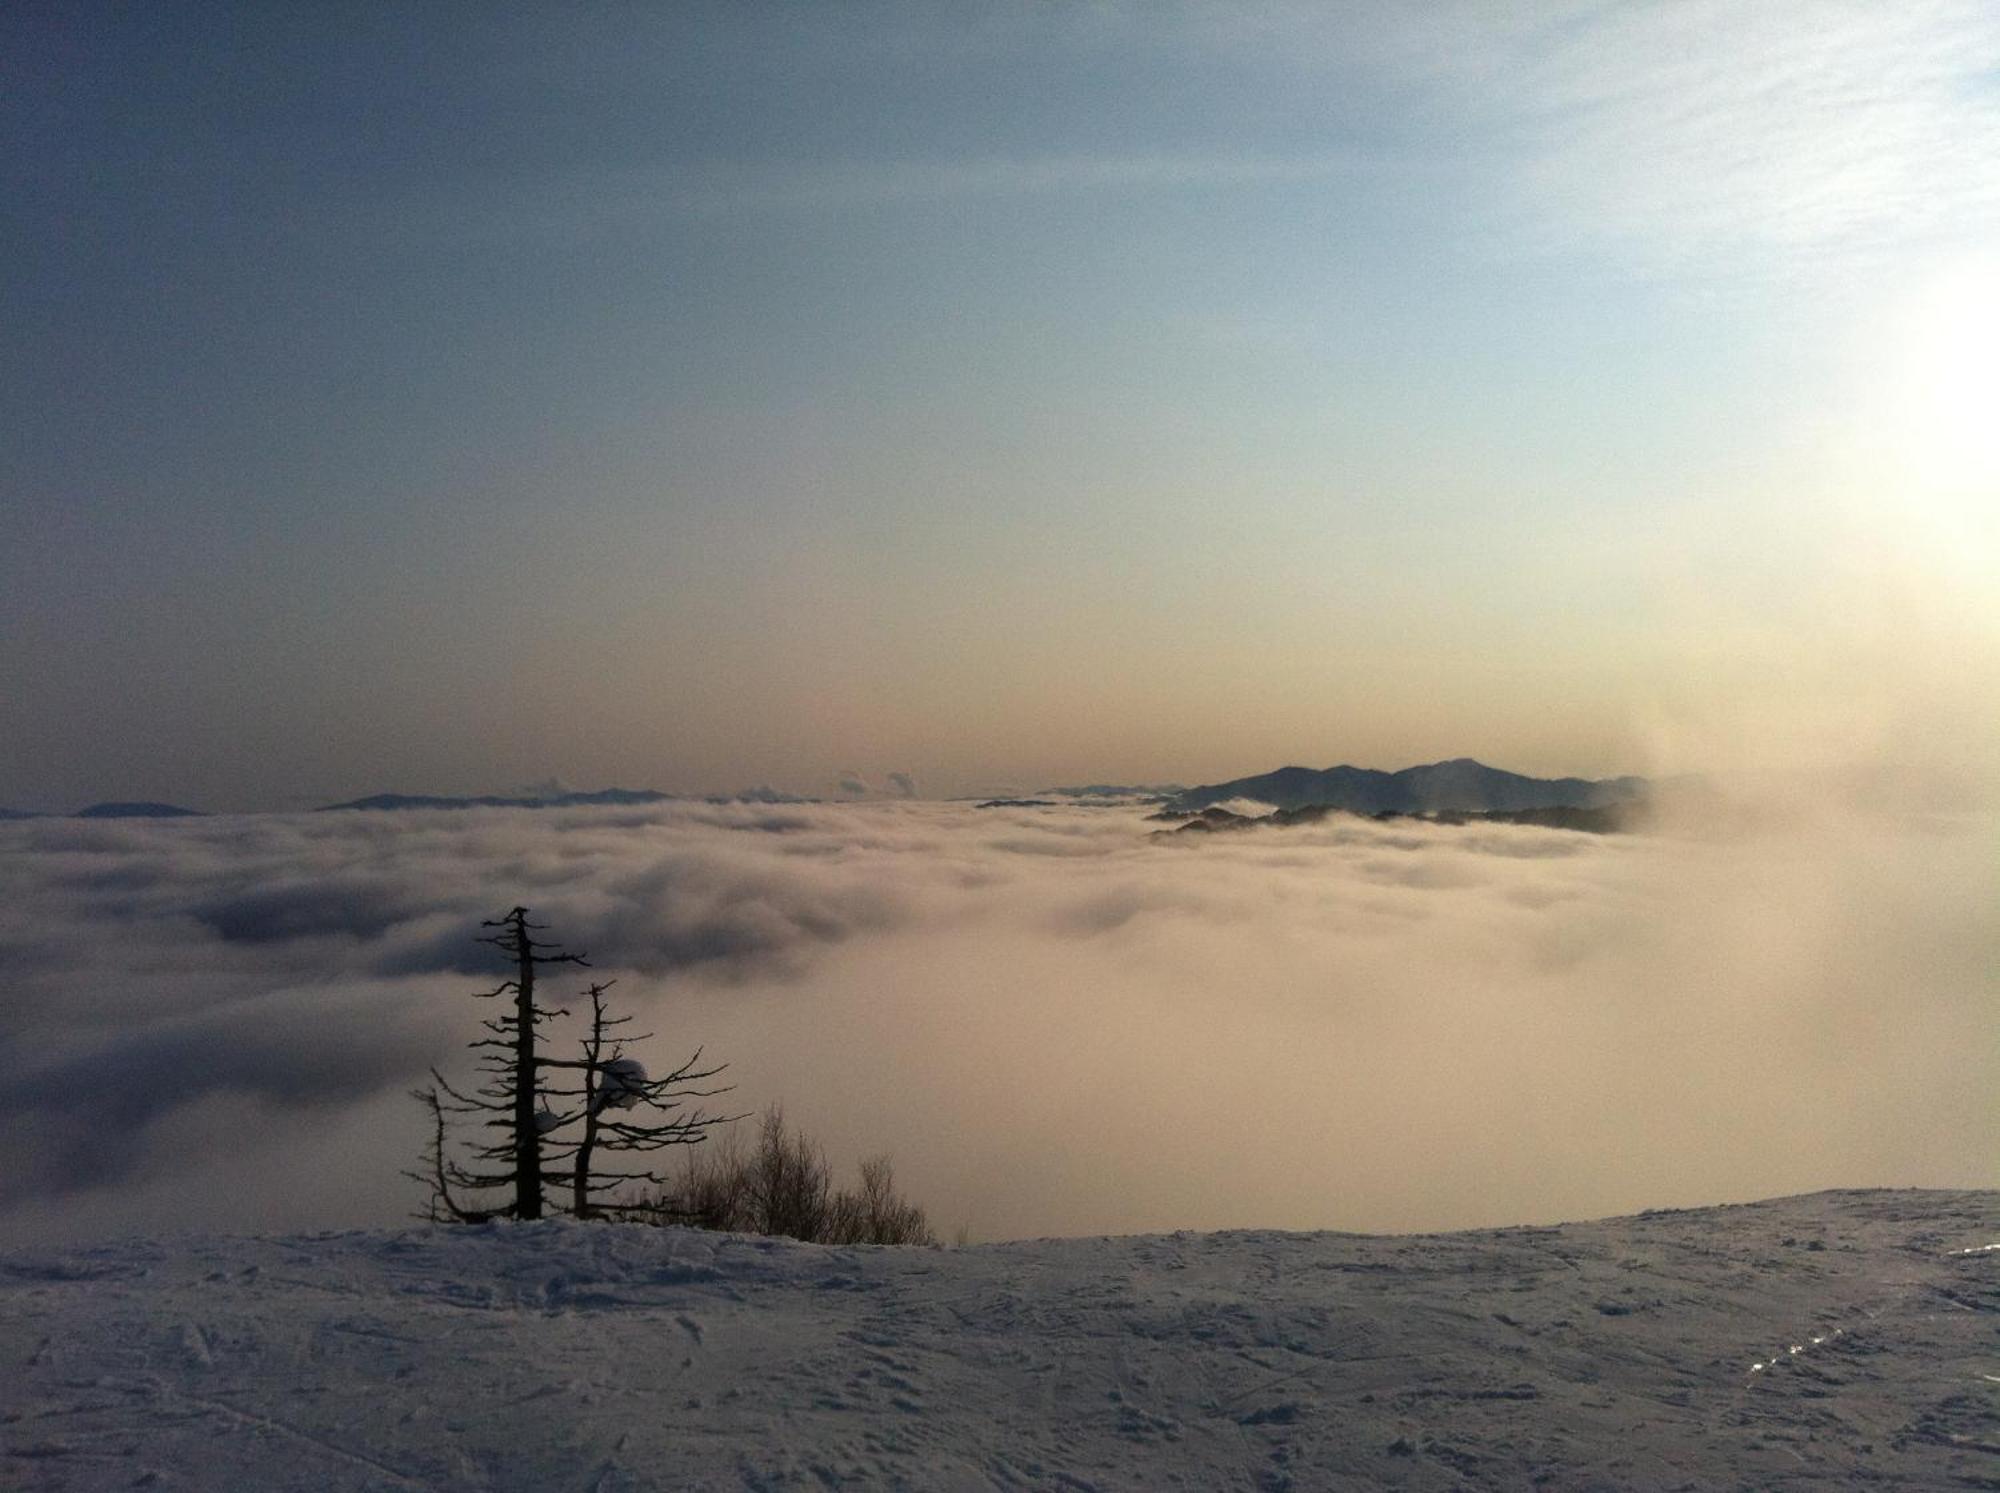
1,787,817,818
78,800,208,818
0,801,212,820
3,764,1647,822
319,788,675,813
1165,758,1648,815
1042,783,1185,801
1157,801,1637,837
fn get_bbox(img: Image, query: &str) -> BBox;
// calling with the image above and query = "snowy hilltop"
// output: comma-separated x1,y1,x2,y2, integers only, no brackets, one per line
4,1189,1996,1490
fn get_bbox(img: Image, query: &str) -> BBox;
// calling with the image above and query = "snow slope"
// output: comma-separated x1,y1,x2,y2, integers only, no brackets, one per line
4,1189,1995,1490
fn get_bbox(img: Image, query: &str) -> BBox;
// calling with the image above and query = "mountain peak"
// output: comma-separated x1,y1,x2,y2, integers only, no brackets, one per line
73,801,205,819
1169,759,1645,815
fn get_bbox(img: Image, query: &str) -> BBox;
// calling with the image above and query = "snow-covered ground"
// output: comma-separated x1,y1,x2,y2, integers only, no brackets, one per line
4,1189,1995,1490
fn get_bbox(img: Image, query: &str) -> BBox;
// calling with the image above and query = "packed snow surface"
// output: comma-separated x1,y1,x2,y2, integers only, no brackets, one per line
4,1189,1995,1490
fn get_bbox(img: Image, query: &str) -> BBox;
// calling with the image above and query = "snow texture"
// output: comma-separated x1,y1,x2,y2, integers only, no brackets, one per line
2,1188,1994,1490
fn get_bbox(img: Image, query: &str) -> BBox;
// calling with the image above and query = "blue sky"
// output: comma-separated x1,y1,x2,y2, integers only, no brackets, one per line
6,3,1997,808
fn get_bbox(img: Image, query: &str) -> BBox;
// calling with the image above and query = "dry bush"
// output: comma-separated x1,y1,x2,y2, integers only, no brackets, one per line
832,1155,935,1247
749,1106,833,1240
666,1127,751,1233
646,1106,935,1246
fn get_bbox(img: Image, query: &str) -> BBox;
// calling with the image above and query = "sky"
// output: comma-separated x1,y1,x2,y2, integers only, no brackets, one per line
5,2,2000,809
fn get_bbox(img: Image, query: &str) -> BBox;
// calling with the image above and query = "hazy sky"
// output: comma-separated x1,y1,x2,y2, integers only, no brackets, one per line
6,3,1998,809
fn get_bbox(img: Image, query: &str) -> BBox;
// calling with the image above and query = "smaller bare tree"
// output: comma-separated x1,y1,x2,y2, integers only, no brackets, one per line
537,980,734,1220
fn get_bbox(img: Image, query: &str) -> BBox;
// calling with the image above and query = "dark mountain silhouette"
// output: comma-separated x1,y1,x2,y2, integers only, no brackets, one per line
1044,783,1185,801
319,788,673,813
1156,801,1637,837
73,801,205,819
1166,758,1647,815
0,807,40,820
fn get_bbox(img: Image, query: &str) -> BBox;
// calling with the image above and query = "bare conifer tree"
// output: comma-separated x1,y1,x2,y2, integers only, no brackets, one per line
537,981,733,1220
410,907,733,1223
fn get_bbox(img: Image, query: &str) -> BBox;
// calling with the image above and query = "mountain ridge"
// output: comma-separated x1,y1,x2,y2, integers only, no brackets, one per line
72,801,207,819
318,787,675,813
1168,757,1648,815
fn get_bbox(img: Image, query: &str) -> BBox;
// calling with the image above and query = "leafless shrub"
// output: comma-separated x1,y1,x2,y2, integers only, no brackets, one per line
647,1106,935,1246
833,1155,935,1246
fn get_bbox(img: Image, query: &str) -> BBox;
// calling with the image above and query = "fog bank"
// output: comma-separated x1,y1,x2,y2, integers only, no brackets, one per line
1,797,1991,1245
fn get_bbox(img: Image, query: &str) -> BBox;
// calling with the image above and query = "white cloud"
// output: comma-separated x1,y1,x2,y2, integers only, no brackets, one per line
1421,0,2000,278
1166,0,2000,280
0,795,1991,1247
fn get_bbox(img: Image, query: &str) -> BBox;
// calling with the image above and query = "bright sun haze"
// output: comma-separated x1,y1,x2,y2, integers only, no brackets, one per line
1891,260,2000,496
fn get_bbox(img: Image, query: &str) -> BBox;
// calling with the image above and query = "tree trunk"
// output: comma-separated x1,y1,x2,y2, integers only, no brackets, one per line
511,909,541,1220
573,1015,600,1220
573,1108,598,1219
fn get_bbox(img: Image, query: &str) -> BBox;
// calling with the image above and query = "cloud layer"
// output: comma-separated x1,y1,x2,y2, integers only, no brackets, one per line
1,797,1991,1246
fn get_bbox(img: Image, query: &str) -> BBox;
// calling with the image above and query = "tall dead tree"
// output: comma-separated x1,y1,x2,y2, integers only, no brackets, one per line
412,907,733,1223
412,907,582,1221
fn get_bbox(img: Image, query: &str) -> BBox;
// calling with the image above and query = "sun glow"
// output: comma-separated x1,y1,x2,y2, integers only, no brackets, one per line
1890,263,2000,499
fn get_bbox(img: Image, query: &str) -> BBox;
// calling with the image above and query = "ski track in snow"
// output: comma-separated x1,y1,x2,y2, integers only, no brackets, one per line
2,1188,1995,1491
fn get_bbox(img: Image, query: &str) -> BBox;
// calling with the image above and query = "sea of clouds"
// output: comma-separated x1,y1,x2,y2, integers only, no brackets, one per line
1,796,1992,1247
